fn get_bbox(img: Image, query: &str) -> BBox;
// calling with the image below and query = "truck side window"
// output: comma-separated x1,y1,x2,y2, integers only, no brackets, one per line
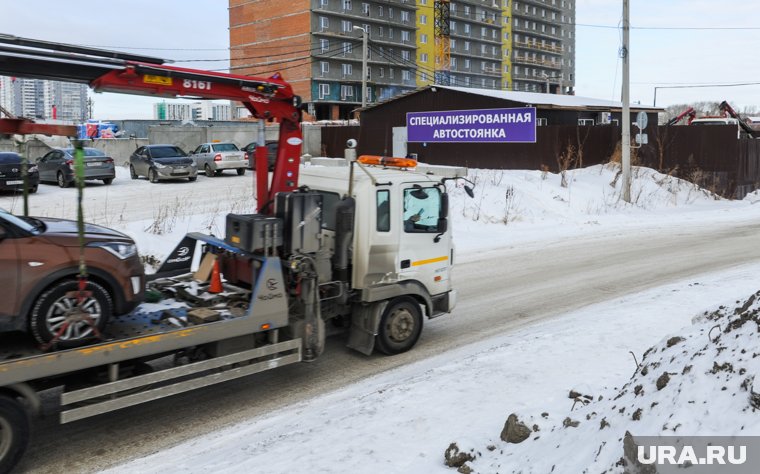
403,186,441,233
377,190,390,232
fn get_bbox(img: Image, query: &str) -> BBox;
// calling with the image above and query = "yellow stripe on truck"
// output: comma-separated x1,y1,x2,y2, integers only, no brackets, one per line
411,256,449,267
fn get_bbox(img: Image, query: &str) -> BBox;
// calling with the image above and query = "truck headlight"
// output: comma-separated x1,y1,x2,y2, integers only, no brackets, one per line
88,241,137,259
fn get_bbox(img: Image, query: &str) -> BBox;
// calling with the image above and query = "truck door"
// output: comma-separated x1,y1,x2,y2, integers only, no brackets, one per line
397,184,451,296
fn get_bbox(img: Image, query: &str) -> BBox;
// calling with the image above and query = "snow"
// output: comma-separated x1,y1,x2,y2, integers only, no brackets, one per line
4,161,759,473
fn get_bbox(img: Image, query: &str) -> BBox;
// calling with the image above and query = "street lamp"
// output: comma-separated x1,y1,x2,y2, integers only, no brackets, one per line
353,25,368,109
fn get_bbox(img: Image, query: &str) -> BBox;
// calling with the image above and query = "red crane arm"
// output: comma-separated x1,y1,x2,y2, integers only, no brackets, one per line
0,35,303,212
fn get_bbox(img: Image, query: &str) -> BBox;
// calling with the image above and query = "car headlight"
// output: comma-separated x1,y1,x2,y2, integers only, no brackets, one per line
27,165,39,173
154,162,167,169
87,241,137,259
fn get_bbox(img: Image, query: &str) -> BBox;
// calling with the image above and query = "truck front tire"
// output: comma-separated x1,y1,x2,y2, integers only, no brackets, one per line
30,280,113,345
0,395,30,474
375,297,423,355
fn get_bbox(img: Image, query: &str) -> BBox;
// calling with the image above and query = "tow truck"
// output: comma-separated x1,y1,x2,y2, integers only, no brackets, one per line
0,34,471,472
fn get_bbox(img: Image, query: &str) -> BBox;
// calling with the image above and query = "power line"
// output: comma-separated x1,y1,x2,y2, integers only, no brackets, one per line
576,22,760,31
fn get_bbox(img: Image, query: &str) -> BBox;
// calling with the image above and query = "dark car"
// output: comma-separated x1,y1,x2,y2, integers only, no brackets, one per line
0,208,145,344
129,145,198,183
0,152,39,193
242,141,277,171
36,147,116,188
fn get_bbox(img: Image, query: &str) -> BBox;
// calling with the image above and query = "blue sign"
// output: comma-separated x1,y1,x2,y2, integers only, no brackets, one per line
407,107,537,143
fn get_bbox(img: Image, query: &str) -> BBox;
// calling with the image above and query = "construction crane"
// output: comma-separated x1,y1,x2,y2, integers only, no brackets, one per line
434,0,451,85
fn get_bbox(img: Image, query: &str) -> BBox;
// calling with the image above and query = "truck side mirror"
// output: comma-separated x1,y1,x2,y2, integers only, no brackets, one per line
440,192,449,218
434,217,448,243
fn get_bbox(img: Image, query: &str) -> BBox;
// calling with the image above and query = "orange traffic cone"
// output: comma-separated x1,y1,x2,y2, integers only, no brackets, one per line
209,259,223,294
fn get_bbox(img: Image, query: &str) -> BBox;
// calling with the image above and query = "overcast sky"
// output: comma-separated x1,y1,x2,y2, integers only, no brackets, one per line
1,0,758,119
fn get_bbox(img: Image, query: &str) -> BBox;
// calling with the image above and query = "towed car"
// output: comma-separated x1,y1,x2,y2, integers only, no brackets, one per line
0,208,145,344
129,145,197,183
0,152,39,193
36,147,116,188
242,141,277,171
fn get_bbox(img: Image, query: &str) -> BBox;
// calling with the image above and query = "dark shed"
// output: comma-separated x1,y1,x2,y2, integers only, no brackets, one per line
357,86,663,169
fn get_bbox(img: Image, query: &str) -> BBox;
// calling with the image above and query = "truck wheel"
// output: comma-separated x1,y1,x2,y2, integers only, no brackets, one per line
375,297,423,355
30,280,113,345
237,168,246,176
148,168,159,183
0,395,30,474
129,165,138,180
205,165,215,177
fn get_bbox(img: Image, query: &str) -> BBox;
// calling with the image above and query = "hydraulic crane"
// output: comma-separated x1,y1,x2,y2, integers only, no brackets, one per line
0,33,304,212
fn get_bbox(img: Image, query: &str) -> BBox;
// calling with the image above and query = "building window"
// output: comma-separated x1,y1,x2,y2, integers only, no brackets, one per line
342,0,351,11
420,52,429,62
379,67,385,78
342,63,353,77
378,26,384,37
401,50,411,60
464,41,470,51
420,14,427,25
450,20,456,32
421,72,428,82
388,28,394,39
390,68,395,79
319,83,330,99
464,24,470,34
464,5,470,16
481,27,487,37
402,70,411,81
464,58,470,69
320,0,328,8
451,38,457,49
320,17,329,31
320,61,330,76
480,44,486,54
420,34,428,44
401,30,411,42
320,39,329,53
503,64,509,73
389,7,394,18
342,41,352,55
341,20,352,32
362,2,369,15
378,5,383,16
451,57,457,68
401,10,410,23
340,84,354,99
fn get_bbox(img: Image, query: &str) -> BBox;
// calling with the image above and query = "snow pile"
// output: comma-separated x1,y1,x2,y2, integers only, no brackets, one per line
450,163,722,227
445,290,760,473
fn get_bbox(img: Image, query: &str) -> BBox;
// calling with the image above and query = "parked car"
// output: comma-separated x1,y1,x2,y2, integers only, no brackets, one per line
36,147,116,188
0,152,39,193
188,142,248,177
129,145,197,183
0,208,145,344
242,141,277,171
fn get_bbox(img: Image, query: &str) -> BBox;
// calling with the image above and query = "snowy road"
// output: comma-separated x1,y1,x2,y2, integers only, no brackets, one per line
15,217,760,473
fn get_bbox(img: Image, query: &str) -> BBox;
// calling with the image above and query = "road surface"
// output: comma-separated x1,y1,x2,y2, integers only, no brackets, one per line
13,213,760,473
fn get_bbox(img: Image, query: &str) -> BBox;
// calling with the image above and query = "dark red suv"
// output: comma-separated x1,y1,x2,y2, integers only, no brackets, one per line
0,209,144,344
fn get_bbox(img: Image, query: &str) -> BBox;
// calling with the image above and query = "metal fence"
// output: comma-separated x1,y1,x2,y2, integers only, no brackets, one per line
352,123,760,199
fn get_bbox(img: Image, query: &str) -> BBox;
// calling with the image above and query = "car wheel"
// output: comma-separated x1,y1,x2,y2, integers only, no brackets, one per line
129,165,138,180
375,296,423,355
29,185,38,194
205,165,215,177
148,168,159,183
30,279,113,345
188,176,197,182
57,172,70,188
0,395,30,474
102,178,114,185
237,168,246,176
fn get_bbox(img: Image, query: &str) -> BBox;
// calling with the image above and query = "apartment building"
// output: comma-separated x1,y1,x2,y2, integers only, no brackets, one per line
0,76,88,121
229,0,574,120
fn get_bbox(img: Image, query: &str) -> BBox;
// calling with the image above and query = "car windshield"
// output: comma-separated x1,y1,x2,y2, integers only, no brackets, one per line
0,208,41,235
211,143,239,152
63,148,106,157
150,146,186,158
0,153,21,164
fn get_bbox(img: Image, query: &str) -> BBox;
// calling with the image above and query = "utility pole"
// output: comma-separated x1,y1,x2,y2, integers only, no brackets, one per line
621,0,632,203
353,26,368,109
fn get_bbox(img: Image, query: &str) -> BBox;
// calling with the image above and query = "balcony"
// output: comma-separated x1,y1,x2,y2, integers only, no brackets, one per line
513,39,563,54
512,54,562,69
